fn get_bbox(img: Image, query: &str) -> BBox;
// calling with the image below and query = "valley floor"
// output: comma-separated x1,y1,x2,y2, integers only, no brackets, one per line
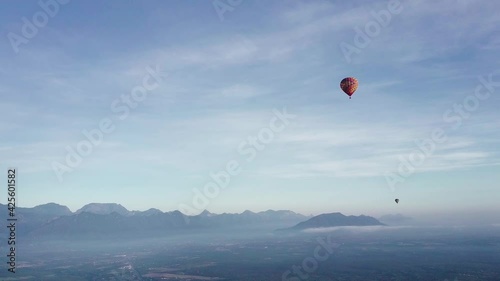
2,225,500,281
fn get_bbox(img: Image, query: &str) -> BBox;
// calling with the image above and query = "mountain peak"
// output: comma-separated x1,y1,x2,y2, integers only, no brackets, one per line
32,203,73,216
76,203,130,216
140,208,163,216
200,210,214,216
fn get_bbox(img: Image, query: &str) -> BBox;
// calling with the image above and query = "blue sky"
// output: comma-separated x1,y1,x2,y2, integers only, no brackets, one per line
1,0,499,221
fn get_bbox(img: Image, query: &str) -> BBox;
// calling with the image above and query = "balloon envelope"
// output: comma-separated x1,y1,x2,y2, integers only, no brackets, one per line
340,77,358,98
395,199,399,204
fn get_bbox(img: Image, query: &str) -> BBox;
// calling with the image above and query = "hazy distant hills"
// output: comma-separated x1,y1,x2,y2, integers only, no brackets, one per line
0,203,72,234
0,203,386,239
0,203,310,239
278,212,384,232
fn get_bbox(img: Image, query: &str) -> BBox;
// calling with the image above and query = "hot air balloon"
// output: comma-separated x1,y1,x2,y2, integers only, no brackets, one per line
340,77,358,99
395,199,399,204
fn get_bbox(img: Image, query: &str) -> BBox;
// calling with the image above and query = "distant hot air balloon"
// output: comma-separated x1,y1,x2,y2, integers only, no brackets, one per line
395,199,399,204
340,77,358,99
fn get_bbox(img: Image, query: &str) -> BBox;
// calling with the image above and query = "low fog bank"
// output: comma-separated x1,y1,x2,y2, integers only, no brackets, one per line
407,212,500,227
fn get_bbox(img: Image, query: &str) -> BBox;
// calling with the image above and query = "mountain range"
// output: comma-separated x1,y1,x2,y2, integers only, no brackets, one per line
0,203,385,239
